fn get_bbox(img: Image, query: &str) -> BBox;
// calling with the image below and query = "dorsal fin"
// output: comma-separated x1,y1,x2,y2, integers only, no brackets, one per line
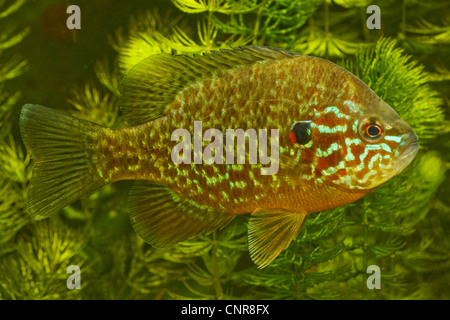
119,46,298,126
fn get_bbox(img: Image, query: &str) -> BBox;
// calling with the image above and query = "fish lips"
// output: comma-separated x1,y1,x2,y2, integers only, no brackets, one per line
392,137,419,177
398,140,419,164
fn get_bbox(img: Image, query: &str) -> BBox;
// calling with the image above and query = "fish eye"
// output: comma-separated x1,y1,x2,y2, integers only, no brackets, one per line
359,118,384,142
366,124,382,137
290,121,311,145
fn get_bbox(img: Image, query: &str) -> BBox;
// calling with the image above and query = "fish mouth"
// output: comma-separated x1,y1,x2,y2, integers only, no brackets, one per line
391,140,419,178
399,141,419,162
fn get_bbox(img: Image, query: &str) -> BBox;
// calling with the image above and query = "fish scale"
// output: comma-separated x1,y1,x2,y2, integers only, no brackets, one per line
19,46,418,268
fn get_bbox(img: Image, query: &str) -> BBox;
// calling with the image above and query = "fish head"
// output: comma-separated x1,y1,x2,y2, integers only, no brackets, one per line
288,97,418,191
318,97,419,190
345,98,419,189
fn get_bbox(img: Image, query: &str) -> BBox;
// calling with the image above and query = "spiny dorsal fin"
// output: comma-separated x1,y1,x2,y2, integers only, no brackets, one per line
120,46,298,126
129,181,235,247
248,208,307,268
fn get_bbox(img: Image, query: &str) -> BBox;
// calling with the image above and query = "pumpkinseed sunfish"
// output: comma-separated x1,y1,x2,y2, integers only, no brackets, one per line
20,46,419,268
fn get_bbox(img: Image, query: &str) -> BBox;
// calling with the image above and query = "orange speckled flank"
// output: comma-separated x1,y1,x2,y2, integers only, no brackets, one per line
20,47,418,268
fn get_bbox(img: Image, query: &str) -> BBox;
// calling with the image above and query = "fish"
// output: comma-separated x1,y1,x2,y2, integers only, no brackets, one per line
19,46,419,268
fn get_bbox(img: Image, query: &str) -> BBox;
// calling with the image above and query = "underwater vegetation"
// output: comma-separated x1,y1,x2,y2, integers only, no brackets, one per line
0,0,449,300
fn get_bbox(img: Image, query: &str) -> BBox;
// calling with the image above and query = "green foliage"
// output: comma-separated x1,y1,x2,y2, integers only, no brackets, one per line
0,0,28,138
0,0,29,246
114,8,191,73
171,0,259,14
67,84,119,128
214,0,323,45
0,218,87,299
341,38,446,141
0,0,449,300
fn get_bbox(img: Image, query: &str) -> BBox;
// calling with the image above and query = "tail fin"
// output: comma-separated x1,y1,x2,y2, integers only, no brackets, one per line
20,104,107,220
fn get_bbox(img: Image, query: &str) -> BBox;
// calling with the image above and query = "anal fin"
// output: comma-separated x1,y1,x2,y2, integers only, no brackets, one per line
129,181,234,247
248,209,307,268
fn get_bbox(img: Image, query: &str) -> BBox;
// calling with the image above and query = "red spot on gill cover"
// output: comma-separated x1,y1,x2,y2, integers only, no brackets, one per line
289,132,296,144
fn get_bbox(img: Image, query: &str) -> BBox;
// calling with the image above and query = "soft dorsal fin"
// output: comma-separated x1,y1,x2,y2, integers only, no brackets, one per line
119,46,298,126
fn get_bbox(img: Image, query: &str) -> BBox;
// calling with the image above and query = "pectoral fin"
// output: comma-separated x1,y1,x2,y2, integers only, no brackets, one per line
276,153,307,187
248,209,307,268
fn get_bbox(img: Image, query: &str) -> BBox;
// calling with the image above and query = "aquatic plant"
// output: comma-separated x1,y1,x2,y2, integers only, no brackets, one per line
0,0,30,247
0,0,448,300
0,0,28,138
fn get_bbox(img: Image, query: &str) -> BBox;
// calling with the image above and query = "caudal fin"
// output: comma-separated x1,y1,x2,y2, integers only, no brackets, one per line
20,104,107,220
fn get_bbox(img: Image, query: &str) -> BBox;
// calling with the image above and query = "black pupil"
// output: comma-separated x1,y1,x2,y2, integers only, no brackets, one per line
368,125,380,137
292,121,311,145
